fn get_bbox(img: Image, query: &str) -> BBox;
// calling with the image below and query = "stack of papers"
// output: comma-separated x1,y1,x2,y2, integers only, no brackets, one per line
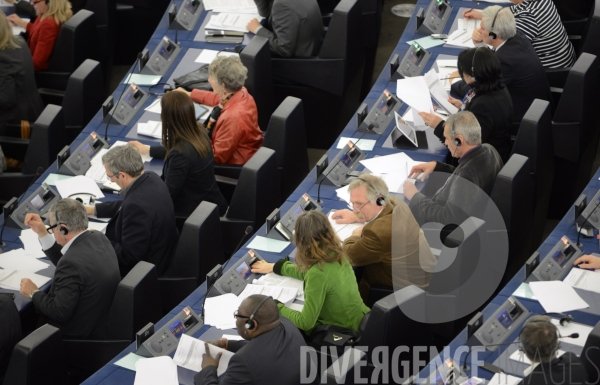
195,49,239,64
445,19,480,49
238,284,298,306
424,68,458,115
396,76,433,126
137,120,162,139
335,186,351,204
134,356,178,385
253,273,304,301
174,335,234,376
436,59,460,91
327,211,363,242
563,268,600,294
203,0,258,13
529,281,589,313
55,175,105,200
205,13,262,32
0,249,51,290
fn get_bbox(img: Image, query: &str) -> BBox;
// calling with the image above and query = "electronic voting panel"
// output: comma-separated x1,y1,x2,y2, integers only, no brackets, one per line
9,184,60,229
473,296,530,350
416,0,452,35
57,132,109,176
392,42,431,79
322,141,366,187
109,83,150,126
174,0,203,30
577,189,600,230
209,250,264,297
136,306,203,357
358,89,402,134
267,194,322,241
142,36,181,76
528,236,582,282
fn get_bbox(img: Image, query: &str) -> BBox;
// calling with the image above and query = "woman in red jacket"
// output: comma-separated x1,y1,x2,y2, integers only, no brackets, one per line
175,55,263,165
8,0,72,71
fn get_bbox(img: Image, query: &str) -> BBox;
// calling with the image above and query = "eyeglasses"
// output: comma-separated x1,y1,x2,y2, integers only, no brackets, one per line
46,223,64,234
233,310,250,320
349,201,369,212
106,171,119,180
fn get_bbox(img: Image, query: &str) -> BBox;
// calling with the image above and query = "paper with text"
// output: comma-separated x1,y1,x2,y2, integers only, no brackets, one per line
173,334,234,376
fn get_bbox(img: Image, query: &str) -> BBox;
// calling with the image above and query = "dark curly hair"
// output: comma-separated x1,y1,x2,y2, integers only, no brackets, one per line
457,47,505,95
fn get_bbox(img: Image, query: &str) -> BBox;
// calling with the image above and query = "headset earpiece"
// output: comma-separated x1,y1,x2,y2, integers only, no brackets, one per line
60,225,69,236
488,8,502,40
245,296,272,331
471,47,479,81
356,177,385,206
454,138,462,147
376,196,385,206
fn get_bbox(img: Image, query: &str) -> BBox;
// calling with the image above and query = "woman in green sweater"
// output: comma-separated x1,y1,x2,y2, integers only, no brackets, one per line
251,211,370,334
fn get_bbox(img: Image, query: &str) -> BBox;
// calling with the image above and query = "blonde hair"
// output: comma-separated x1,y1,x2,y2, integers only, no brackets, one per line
293,211,346,272
0,11,19,50
42,0,72,25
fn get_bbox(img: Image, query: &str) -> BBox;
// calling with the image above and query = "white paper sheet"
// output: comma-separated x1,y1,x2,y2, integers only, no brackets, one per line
0,269,51,290
437,59,457,68
204,293,241,329
252,273,304,301
221,333,245,341
20,229,45,258
195,49,239,64
327,211,363,242
509,349,566,365
123,74,161,85
359,152,416,174
563,268,600,294
88,221,109,234
336,137,376,152
173,334,234,376
137,121,162,139
11,18,29,35
335,186,350,204
238,284,298,306
396,77,432,126
0,248,49,272
246,236,290,253
287,302,304,312
112,141,153,163
134,356,178,385
144,98,162,114
529,281,589,313
203,0,257,13
205,13,262,32
424,68,458,115
55,175,105,200
550,319,593,348
487,373,521,385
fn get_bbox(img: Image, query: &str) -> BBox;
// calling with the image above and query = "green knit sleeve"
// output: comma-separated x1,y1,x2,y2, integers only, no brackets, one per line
278,261,307,281
278,265,326,334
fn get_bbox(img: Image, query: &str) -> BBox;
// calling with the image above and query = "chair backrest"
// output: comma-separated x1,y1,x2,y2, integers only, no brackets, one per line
511,99,553,246
581,320,600,384
491,154,533,269
85,0,116,76
226,147,278,225
107,261,163,341
168,201,224,281
578,0,600,56
22,105,66,175
262,97,309,201
48,10,97,73
4,324,68,385
241,35,273,132
62,59,104,131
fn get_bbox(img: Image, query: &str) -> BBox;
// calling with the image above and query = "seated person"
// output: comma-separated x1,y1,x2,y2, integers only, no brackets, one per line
331,174,436,302
518,315,588,385
8,0,72,71
464,0,576,68
573,254,600,269
0,295,22,384
454,6,551,124
7,0,85,22
196,295,308,385
128,91,228,217
403,111,504,226
419,47,513,163
247,0,323,58
251,211,369,334
0,11,44,131
86,145,179,276
175,56,263,165
21,199,120,339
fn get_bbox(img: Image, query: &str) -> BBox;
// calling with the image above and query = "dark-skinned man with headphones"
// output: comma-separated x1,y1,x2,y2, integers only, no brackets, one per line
195,294,308,385
21,198,120,339
332,174,436,302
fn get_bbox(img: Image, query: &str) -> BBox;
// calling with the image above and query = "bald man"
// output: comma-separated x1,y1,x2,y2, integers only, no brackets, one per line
196,295,308,385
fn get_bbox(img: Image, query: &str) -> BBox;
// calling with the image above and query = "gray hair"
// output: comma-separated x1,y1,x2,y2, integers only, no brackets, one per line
208,55,248,92
482,6,516,40
445,111,481,146
520,315,559,363
102,145,144,177
347,174,390,205
49,198,88,233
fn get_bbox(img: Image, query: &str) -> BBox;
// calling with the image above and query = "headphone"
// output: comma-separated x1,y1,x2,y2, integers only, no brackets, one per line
245,296,273,330
356,177,386,206
488,8,502,40
53,210,69,235
470,47,480,81
450,118,461,147
519,316,562,361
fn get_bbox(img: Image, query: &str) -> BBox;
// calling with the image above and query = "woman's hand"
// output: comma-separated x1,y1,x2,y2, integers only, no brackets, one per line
250,260,274,274
448,96,463,109
418,112,443,128
127,141,150,155
573,254,600,270
7,14,28,29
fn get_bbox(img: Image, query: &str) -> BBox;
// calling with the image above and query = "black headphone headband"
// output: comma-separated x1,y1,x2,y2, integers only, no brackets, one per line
488,8,502,40
245,296,272,330
356,177,385,206
471,47,480,81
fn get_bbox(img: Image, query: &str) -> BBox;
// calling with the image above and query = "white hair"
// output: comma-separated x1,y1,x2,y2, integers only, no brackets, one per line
482,6,516,40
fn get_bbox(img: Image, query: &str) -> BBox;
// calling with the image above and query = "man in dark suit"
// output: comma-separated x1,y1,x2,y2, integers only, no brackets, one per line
20,199,120,339
0,295,22,384
518,315,588,385
88,145,179,277
452,6,551,125
196,295,309,385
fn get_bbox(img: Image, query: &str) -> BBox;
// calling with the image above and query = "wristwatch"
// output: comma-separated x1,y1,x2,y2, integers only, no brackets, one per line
30,290,39,299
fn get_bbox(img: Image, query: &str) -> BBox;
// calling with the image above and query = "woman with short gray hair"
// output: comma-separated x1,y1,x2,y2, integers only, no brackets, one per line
174,55,263,165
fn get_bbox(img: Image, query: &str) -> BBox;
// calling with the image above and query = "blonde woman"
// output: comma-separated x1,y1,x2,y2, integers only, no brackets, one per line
251,211,369,334
8,0,72,71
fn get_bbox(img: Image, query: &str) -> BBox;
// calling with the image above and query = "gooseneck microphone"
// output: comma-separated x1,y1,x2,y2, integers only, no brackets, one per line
104,56,141,142
201,225,253,317
316,124,375,204
577,196,600,247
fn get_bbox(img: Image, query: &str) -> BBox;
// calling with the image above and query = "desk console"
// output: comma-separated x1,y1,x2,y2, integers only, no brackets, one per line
109,84,150,126
473,296,529,350
57,132,109,176
321,141,366,187
391,42,431,79
357,89,403,134
209,250,264,297
142,36,181,77
577,189,600,230
416,0,452,35
136,306,203,357
172,0,203,30
8,184,60,229
527,236,581,282
266,194,322,241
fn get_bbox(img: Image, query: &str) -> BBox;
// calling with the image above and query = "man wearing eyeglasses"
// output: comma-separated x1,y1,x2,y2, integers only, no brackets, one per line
20,198,120,339
332,174,436,302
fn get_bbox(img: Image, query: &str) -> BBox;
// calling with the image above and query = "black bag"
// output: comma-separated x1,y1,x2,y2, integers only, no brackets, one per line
173,64,213,92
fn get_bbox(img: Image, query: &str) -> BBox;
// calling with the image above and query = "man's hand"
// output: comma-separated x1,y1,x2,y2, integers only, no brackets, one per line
472,28,485,44
462,9,483,19
20,278,39,298
127,141,150,155
24,213,47,238
573,254,600,270
250,260,274,274
201,342,222,369
331,209,359,224
403,181,418,201
205,338,227,349
409,161,436,182
418,112,443,128
351,226,364,237
246,18,261,33
7,14,28,29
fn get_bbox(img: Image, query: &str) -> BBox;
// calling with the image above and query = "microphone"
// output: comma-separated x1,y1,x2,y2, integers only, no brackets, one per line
104,56,141,142
204,105,222,137
563,333,579,339
201,225,253,317
316,124,374,204
577,196,600,247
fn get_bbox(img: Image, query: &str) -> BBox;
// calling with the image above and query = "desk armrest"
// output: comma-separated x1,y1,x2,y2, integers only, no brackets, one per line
0,136,29,161
62,339,132,373
271,58,345,96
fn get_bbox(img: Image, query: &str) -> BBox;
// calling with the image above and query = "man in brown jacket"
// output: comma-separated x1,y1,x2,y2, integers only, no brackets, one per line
332,175,436,301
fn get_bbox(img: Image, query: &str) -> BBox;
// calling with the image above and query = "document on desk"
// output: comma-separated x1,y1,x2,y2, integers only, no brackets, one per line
0,269,51,290
205,13,262,33
123,74,161,86
55,175,105,200
11,18,29,35
88,221,109,234
335,186,350,204
253,273,304,301
424,68,458,115
111,141,152,162
203,0,258,13
563,268,600,294
550,318,593,347
529,280,589,313
360,152,419,175
510,349,566,365
336,137,376,152
327,211,363,242
246,236,290,253
195,49,238,64
0,248,49,272
137,120,162,139
445,19,480,49
20,229,45,258
42,173,73,186
174,334,234,376
238,284,298,306
204,293,240,329
396,77,432,126
487,373,521,385
134,356,178,385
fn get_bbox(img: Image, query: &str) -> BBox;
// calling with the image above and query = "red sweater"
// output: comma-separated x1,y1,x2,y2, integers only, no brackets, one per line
190,87,263,165
26,16,61,71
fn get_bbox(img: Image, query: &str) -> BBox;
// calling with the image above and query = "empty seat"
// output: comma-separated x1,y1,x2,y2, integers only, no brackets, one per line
581,320,600,384
241,35,274,132
85,0,117,90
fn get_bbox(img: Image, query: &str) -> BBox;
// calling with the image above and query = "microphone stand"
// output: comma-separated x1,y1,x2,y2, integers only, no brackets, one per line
576,197,600,247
